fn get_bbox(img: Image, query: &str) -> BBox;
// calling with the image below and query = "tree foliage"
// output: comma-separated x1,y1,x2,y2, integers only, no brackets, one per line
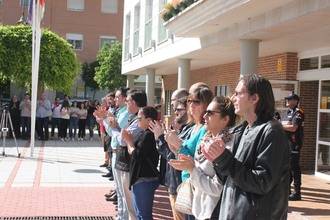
0,25,80,93
82,61,99,90
94,42,126,91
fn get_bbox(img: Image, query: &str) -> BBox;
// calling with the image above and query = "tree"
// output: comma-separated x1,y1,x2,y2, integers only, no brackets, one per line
94,42,126,91
0,25,80,93
81,61,99,98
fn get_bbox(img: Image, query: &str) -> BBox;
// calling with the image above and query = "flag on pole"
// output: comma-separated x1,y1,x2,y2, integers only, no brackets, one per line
30,0,46,157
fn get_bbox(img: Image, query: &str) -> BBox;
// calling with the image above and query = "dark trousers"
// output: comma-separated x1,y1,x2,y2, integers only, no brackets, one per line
36,117,49,140
21,116,31,139
78,119,86,138
290,151,301,194
51,117,61,137
59,118,69,139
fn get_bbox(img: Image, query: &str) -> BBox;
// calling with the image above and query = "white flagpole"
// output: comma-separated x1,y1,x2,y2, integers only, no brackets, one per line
30,0,41,157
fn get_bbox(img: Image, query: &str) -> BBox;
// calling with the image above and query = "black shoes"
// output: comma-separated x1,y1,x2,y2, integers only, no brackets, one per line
289,193,301,201
100,163,109,167
102,172,113,178
106,194,118,202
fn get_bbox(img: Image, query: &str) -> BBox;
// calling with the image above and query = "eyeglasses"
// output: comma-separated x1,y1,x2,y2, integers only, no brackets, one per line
174,108,186,112
137,117,142,121
187,99,201,105
204,110,221,117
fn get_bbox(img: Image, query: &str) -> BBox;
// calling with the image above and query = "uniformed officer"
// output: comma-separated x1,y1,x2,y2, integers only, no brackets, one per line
282,92,304,201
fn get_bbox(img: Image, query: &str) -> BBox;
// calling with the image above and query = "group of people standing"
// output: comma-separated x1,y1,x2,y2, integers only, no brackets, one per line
3,93,101,141
94,73,304,220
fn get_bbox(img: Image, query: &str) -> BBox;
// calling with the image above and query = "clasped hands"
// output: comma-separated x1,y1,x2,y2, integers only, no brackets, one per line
93,105,118,128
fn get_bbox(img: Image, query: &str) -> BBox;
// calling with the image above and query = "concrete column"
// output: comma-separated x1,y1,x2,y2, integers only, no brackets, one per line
126,75,135,89
240,39,260,76
177,59,191,89
146,68,155,106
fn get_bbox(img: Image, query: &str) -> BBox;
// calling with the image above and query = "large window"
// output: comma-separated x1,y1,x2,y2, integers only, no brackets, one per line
66,33,83,50
317,80,330,176
133,3,140,56
144,0,153,50
101,0,118,14
321,55,330,69
124,13,131,60
158,0,168,43
299,57,319,71
215,85,229,96
67,0,85,11
100,36,117,49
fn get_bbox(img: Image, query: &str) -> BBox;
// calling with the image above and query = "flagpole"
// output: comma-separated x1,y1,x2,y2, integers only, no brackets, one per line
30,0,39,157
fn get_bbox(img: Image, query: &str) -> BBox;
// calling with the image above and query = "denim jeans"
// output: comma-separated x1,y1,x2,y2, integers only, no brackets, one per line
132,179,159,220
21,116,31,139
51,117,61,137
69,117,79,138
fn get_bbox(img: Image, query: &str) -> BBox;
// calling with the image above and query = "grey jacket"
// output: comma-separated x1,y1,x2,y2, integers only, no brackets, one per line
213,120,290,220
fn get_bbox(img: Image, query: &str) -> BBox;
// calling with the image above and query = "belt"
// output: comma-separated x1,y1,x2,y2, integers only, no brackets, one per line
111,146,127,153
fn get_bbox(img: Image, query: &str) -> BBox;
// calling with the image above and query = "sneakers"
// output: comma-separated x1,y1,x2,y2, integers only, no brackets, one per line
289,193,301,201
102,172,113,178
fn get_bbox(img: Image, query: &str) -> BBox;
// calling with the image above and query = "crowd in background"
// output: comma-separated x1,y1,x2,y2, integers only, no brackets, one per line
0,93,101,141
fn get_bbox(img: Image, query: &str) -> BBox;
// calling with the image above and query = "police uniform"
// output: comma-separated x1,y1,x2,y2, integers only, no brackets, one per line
283,104,304,200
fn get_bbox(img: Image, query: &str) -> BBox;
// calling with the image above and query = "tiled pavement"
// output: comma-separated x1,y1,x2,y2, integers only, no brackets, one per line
0,138,329,219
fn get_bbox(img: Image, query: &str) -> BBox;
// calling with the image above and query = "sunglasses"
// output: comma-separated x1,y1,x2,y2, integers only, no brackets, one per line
187,99,201,105
174,108,186,112
204,110,221,116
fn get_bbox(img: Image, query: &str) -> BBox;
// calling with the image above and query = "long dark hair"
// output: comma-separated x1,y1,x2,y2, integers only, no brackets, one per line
240,74,275,122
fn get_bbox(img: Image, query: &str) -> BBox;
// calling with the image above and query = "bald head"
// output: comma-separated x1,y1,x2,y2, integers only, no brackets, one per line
171,88,189,110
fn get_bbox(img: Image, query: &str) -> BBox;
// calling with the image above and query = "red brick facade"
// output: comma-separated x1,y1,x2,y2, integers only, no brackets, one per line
163,52,317,171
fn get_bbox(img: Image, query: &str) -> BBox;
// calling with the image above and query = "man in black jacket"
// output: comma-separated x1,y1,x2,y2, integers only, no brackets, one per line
202,74,290,220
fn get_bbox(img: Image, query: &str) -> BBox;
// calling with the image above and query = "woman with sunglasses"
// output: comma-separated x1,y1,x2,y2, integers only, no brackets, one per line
169,96,236,220
122,106,160,220
165,84,213,220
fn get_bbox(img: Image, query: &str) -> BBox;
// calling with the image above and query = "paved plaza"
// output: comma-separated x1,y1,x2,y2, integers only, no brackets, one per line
0,139,329,219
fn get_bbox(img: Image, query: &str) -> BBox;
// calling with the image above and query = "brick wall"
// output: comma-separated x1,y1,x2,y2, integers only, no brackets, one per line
163,52,298,95
300,81,319,171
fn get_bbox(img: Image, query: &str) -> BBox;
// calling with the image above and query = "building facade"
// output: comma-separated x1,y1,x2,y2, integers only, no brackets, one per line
122,0,330,179
0,0,123,99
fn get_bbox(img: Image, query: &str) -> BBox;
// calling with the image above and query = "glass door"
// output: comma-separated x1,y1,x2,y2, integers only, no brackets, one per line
316,80,330,179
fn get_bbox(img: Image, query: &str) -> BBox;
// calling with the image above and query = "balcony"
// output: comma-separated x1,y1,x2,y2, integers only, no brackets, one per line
163,0,294,38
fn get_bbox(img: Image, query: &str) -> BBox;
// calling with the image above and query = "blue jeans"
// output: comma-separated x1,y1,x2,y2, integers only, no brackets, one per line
69,117,79,138
132,179,159,220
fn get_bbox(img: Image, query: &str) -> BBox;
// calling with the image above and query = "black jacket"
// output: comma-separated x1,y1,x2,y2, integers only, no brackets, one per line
213,120,290,220
129,129,159,189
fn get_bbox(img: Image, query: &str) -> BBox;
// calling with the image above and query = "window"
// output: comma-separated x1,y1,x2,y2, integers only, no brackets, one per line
66,33,83,50
124,13,131,60
133,3,140,56
158,0,168,43
215,85,229,96
101,0,118,14
20,0,30,7
144,0,153,50
299,57,319,71
164,90,173,116
321,55,330,69
100,36,117,49
67,0,84,11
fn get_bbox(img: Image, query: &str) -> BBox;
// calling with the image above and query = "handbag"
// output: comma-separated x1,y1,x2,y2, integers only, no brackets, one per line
175,178,194,215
